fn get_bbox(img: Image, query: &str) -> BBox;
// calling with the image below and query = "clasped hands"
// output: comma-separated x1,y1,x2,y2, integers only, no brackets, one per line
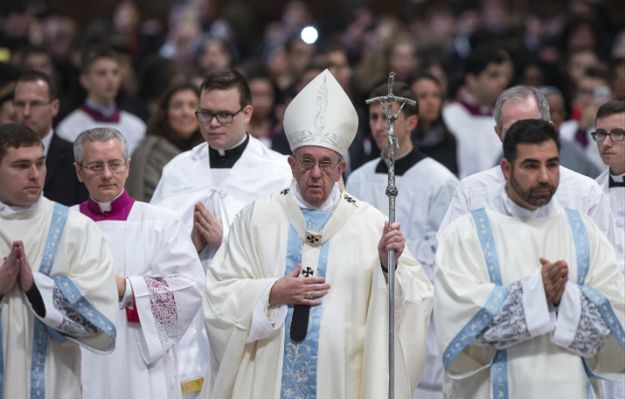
268,221,406,306
540,257,569,307
191,202,223,253
0,240,34,297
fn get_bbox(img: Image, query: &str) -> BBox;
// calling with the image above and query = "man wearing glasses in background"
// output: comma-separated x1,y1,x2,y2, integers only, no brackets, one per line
150,68,292,398
593,100,625,399
13,70,87,205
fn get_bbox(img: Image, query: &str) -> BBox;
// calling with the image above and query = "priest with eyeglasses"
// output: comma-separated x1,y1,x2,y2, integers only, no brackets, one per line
72,127,204,399
150,68,293,397
201,70,432,399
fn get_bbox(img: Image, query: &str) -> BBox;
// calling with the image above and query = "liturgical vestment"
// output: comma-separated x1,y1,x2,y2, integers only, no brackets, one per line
203,187,433,399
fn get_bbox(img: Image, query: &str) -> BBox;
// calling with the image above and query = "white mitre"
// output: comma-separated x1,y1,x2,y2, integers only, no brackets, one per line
284,69,358,156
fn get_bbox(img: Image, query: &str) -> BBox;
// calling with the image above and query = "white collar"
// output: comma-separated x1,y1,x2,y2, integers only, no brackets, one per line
90,190,125,213
610,171,625,183
0,196,42,217
498,186,557,219
211,134,248,157
291,180,340,213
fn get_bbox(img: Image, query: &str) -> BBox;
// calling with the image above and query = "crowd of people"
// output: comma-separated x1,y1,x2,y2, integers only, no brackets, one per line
0,0,624,398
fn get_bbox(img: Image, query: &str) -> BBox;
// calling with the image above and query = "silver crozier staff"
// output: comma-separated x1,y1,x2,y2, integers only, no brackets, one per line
365,72,416,399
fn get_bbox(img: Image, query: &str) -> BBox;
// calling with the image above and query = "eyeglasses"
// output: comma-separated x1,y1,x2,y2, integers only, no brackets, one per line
195,108,242,125
13,100,52,110
296,157,339,174
591,128,625,142
79,160,127,174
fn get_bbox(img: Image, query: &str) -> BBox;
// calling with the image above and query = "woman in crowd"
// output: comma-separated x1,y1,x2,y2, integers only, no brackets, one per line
411,72,459,176
127,82,203,201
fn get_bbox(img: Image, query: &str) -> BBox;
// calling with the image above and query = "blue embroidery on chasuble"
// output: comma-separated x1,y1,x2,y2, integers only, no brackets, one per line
473,209,509,399
0,307,3,395
280,210,331,399
31,203,68,399
565,209,590,285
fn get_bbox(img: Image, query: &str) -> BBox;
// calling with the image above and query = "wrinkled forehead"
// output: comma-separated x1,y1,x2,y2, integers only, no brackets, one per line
294,145,342,160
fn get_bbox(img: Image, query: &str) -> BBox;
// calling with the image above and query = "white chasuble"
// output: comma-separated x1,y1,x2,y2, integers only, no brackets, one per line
0,197,117,399
150,136,292,396
203,189,433,399
76,198,204,399
435,207,625,399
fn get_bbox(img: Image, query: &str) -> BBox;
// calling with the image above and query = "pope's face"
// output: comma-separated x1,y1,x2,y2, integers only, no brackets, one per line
0,144,46,207
75,139,129,203
288,146,346,208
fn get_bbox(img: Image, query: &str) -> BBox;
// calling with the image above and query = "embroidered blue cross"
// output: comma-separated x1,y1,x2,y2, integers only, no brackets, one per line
302,266,314,277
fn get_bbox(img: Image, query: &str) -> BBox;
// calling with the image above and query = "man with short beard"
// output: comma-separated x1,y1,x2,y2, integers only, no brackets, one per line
435,118,624,399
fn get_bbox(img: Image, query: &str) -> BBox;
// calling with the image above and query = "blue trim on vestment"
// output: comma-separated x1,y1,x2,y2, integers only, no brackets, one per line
473,209,509,399
280,210,331,399
31,203,68,399
581,285,625,351
471,208,503,285
491,350,509,398
565,209,590,285
0,307,3,396
442,285,508,371
53,276,116,350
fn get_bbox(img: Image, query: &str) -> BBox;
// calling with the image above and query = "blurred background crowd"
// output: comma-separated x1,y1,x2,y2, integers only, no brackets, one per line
1,0,624,178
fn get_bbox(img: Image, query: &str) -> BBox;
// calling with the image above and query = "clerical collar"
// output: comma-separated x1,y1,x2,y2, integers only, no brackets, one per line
81,98,120,123
609,171,625,188
499,186,557,219
0,196,42,217
375,147,426,176
79,190,135,221
291,180,341,213
458,95,493,117
208,134,249,168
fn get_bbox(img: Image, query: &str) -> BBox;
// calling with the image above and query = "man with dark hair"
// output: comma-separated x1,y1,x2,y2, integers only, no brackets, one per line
0,123,117,399
436,118,624,399
151,68,292,397
13,70,87,205
595,99,625,398
56,48,146,153
440,85,615,247
347,81,457,398
443,45,513,177
593,101,625,266
592,99,625,399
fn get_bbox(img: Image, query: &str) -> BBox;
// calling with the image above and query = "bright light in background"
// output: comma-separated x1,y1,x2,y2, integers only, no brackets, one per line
300,26,319,44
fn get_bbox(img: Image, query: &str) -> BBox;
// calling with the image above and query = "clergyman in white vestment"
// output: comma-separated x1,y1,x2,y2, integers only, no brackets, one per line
592,100,625,399
439,86,616,246
0,123,117,399
72,128,205,399
203,70,433,399
151,69,292,397
435,119,625,399
347,81,458,399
